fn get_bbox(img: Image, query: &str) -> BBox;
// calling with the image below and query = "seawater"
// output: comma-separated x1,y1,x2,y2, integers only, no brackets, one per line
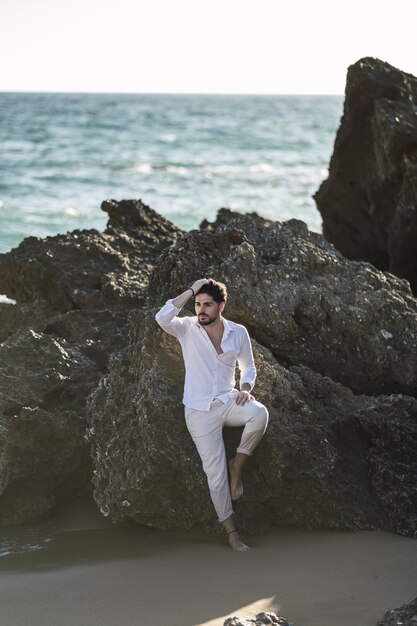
0,93,343,253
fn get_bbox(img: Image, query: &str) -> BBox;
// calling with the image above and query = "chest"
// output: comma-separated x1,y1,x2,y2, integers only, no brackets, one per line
209,332,224,355
193,324,238,357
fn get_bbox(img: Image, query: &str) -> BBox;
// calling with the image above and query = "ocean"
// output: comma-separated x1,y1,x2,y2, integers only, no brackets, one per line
0,93,343,253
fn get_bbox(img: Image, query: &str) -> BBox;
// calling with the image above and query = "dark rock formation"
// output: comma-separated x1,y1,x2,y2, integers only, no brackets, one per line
0,330,94,524
315,57,417,293
377,597,417,626
88,209,417,537
0,198,181,312
2,195,417,541
169,210,417,397
0,199,181,524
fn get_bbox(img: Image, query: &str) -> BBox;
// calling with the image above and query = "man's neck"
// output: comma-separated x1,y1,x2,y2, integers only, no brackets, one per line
202,315,224,337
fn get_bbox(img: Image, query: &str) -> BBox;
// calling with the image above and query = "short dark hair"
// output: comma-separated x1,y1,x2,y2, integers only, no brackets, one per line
196,279,227,304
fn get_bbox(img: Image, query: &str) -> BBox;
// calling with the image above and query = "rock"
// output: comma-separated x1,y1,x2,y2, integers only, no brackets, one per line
377,597,417,625
0,199,182,312
3,197,417,539
315,57,417,293
0,329,94,524
88,226,417,535
155,211,417,397
0,299,50,343
0,199,181,525
224,612,295,626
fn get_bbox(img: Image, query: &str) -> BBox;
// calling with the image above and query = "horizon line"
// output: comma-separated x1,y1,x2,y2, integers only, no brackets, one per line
0,89,344,97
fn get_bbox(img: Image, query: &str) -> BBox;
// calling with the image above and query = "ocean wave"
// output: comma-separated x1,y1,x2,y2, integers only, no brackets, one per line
203,163,283,175
135,163,154,174
159,134,177,143
135,163,189,176
64,207,80,217
0,93,343,248
203,162,321,178
0,533,53,557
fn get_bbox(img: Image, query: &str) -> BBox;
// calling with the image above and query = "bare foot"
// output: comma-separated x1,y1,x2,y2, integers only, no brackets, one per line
228,530,250,552
228,458,244,501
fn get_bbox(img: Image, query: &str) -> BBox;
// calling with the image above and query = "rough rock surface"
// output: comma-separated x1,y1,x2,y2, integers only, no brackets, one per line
0,330,94,524
89,209,417,537
315,57,417,293
0,198,182,312
164,209,417,397
0,199,181,524
2,193,417,545
377,597,417,626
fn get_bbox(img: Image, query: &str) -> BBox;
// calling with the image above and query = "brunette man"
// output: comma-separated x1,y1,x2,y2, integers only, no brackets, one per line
155,278,268,551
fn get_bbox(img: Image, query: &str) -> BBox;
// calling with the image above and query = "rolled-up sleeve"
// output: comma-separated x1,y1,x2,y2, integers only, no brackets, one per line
155,299,190,339
238,328,257,390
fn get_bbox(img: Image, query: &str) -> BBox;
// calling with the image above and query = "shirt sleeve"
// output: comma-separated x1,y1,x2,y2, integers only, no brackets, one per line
155,299,191,339
238,327,257,390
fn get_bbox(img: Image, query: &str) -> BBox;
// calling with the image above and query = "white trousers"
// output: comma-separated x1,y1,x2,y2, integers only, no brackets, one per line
184,395,269,523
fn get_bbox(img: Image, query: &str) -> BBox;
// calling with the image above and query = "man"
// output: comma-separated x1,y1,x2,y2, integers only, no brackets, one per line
155,278,268,551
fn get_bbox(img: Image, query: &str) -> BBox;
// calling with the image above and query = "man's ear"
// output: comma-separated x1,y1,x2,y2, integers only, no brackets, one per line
219,301,225,313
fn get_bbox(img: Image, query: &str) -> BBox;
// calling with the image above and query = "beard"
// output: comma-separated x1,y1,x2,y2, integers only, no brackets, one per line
198,312,219,325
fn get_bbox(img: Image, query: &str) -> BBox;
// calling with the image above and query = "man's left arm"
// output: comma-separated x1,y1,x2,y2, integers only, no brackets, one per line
236,327,257,405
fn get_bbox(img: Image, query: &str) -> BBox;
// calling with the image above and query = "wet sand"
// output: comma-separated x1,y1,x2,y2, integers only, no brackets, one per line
1,497,416,626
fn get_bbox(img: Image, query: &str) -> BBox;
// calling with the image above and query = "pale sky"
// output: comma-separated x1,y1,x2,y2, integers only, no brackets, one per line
1,0,416,94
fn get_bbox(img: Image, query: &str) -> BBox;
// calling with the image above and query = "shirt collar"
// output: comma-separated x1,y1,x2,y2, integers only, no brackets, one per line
222,317,233,338
195,315,233,336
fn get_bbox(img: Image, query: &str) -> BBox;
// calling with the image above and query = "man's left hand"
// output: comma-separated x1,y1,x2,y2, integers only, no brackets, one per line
235,390,254,405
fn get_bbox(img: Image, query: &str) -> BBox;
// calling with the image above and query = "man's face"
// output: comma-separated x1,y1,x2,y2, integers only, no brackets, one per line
195,293,224,326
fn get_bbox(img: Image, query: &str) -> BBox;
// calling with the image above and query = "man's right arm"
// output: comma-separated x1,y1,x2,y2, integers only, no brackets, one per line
155,278,210,338
170,277,206,310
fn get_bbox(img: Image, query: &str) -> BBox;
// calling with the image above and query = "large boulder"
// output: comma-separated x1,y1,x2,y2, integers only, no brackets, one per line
153,210,417,397
2,196,417,539
88,309,417,536
0,329,94,524
315,57,417,293
88,211,417,536
0,198,182,312
0,199,181,525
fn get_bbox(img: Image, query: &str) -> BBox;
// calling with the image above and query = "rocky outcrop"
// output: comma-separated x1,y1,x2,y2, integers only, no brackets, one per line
0,198,182,313
2,196,417,538
171,210,417,397
0,199,181,524
0,330,94,524
377,597,417,626
315,57,417,293
88,209,417,537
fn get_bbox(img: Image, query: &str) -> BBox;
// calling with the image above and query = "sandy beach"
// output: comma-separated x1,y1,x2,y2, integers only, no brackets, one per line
0,497,416,626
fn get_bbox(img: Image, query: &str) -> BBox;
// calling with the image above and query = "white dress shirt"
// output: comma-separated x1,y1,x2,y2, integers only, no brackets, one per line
155,299,257,411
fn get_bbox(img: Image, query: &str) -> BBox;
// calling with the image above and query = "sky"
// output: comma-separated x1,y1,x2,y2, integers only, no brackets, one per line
1,0,416,95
